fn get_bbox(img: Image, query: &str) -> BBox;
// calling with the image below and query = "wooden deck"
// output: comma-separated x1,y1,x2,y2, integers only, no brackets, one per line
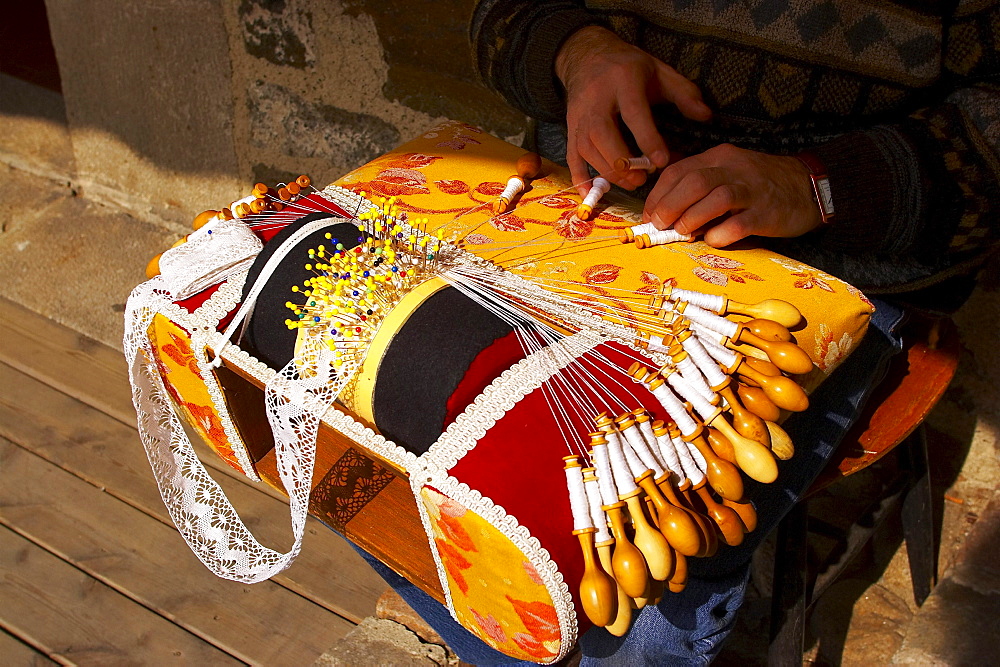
0,297,386,665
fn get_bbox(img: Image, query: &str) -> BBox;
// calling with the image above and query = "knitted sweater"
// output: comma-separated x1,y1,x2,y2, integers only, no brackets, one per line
470,0,1000,295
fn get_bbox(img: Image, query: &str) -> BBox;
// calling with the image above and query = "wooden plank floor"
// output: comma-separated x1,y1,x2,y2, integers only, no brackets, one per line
0,297,387,665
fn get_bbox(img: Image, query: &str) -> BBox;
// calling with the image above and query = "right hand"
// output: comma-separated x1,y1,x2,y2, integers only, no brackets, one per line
555,26,712,195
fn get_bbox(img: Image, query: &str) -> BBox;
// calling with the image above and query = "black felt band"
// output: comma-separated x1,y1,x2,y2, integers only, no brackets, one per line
373,287,513,454
241,215,364,371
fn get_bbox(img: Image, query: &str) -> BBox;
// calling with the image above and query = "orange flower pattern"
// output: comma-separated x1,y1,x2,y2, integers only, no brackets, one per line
333,121,874,396
421,487,562,662
148,314,246,474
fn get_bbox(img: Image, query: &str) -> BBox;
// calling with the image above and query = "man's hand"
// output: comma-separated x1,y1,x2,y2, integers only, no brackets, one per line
555,26,711,195
643,144,823,247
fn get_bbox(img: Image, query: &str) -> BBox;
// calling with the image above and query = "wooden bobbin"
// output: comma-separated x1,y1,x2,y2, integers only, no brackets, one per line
736,357,810,413
574,528,618,628
603,501,650,599
708,412,778,484
693,484,745,547
595,542,634,636
765,420,795,460
726,298,802,328
744,318,794,342
192,209,219,230
733,324,813,375
145,253,162,279
737,382,781,422
722,497,758,533
718,382,771,448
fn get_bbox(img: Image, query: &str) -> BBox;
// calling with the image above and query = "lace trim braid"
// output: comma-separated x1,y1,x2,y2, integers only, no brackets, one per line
425,330,605,471
410,469,578,663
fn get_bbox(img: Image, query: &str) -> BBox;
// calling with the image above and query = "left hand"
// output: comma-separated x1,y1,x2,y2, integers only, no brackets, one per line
642,144,823,247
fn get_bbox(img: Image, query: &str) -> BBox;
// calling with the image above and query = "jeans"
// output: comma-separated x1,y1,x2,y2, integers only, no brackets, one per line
352,298,906,665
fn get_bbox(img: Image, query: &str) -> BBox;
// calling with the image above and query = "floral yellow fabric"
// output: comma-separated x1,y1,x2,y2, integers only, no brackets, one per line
420,486,563,663
147,314,247,475
333,120,874,391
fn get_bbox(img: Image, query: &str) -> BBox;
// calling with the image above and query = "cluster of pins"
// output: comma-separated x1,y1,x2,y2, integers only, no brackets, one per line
284,197,446,370
563,408,758,633
565,289,813,630
144,175,314,279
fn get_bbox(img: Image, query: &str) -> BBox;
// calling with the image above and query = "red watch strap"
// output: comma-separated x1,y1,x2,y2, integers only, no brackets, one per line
796,151,835,224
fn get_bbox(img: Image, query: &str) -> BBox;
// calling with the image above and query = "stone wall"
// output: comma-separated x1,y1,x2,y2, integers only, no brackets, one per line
43,0,526,228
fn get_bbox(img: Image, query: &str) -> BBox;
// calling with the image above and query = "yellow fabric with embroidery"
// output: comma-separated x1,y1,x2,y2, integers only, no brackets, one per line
147,313,247,474
421,486,562,663
333,120,874,390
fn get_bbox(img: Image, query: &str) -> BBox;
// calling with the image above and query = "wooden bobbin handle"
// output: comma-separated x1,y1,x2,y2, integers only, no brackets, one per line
726,298,802,328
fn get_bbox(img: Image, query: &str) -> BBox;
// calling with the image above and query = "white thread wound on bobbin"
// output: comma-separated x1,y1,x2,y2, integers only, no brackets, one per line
605,429,639,497
696,334,739,370
666,372,718,422
565,465,594,532
500,176,525,202
690,322,728,347
582,177,611,208
584,476,613,543
681,334,730,387
672,434,705,486
646,334,671,353
672,288,725,313
654,431,684,478
591,443,621,507
683,439,709,482
636,418,666,470
675,354,715,403
649,383,699,437
682,303,740,338
629,222,658,237
620,423,661,477
646,229,693,245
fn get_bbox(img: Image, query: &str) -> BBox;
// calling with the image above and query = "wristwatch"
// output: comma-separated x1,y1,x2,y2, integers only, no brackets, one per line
795,151,835,225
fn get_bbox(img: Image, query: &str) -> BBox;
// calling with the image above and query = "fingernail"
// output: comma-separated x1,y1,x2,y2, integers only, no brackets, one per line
650,150,668,167
650,212,666,230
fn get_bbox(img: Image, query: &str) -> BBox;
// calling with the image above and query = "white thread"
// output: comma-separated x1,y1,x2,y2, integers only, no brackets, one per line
591,443,621,507
565,466,593,532
620,423,663,478
696,334,739,371
584,477,613,543
629,222,657,236
500,176,525,202
604,429,639,497
666,372,718,422
682,303,740,338
681,333,731,386
649,383,699,437
671,288,724,313
645,229,693,245
654,431,683,478
683,439,708,482
675,354,716,403
672,434,705,486
690,321,728,347
636,418,665,470
582,177,611,209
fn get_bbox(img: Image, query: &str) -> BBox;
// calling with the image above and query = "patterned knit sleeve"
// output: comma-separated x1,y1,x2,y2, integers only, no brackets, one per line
470,0,603,123
800,1,1000,292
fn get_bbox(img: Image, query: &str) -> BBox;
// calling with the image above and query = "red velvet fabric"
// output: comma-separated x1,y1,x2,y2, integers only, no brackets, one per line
445,337,666,631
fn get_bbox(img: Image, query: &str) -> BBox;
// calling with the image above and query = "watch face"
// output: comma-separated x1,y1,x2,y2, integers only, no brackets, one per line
817,178,834,217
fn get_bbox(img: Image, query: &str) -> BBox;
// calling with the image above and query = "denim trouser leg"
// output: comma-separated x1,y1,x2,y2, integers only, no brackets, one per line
348,299,905,666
